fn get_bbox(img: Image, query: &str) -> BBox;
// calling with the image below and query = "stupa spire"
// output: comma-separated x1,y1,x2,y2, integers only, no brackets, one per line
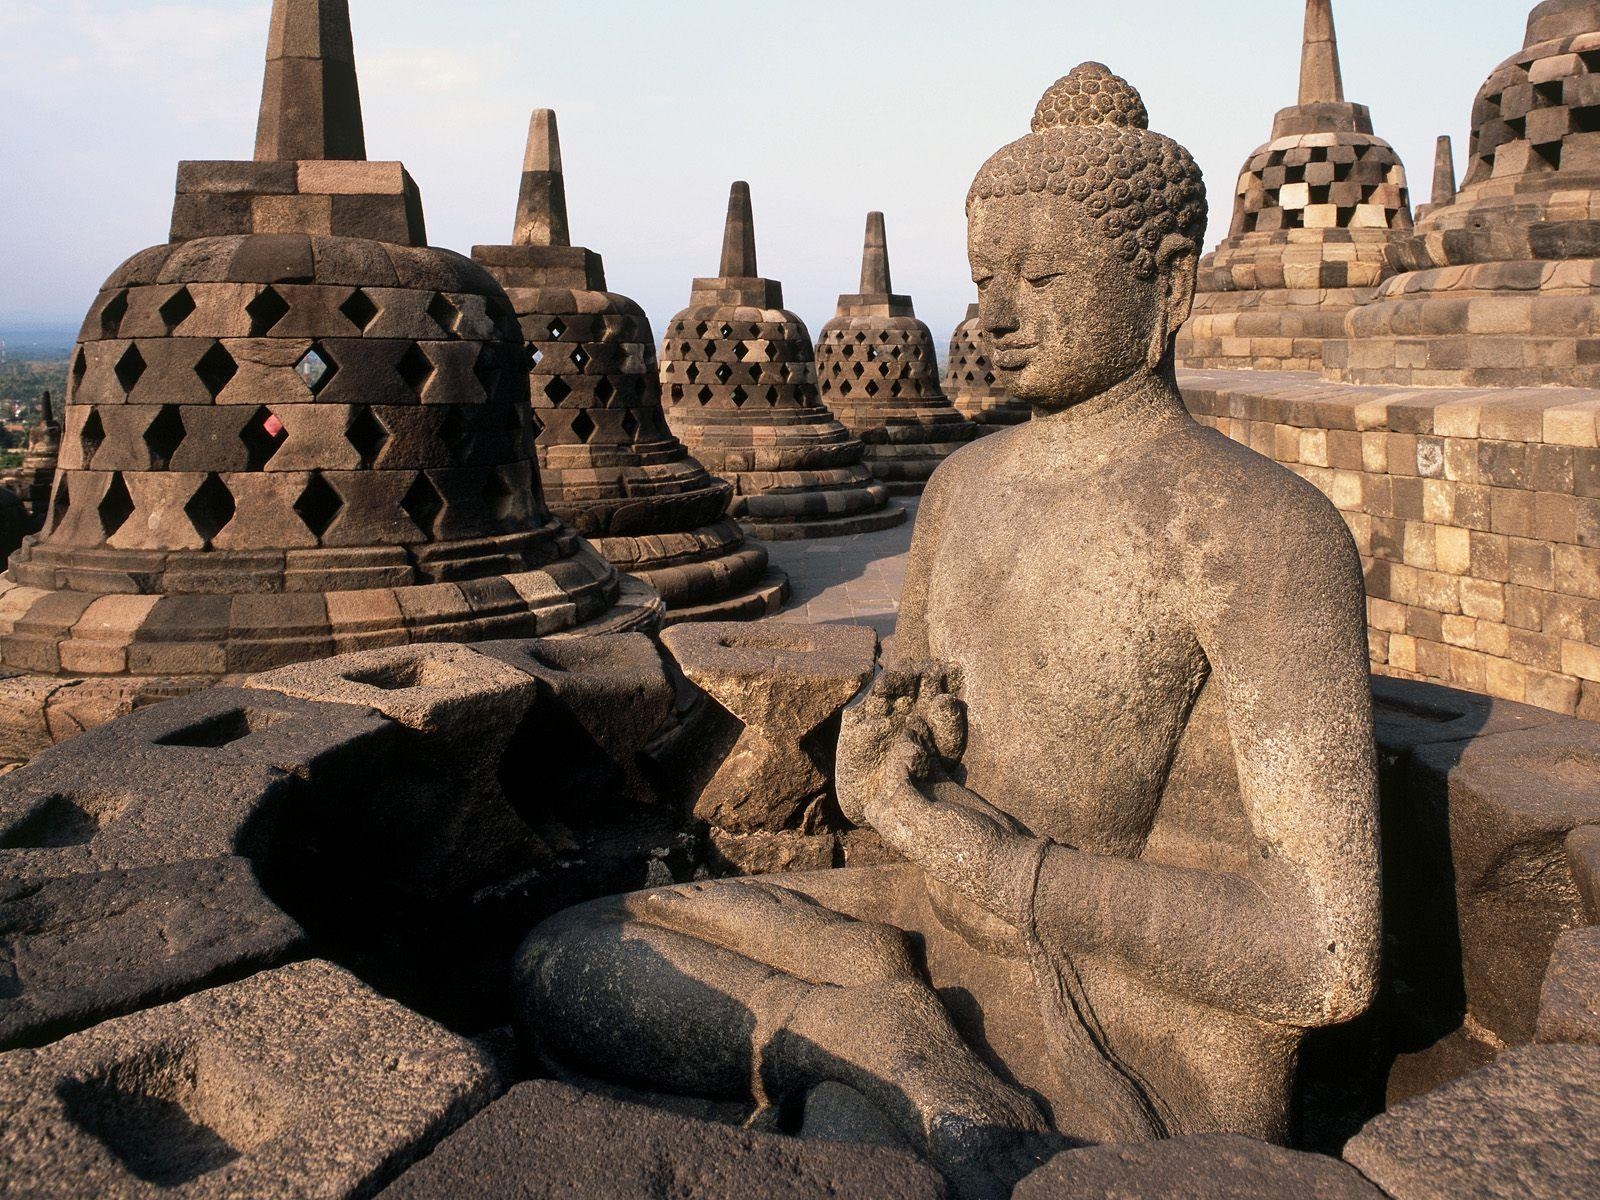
254,0,367,162
719,182,759,278
1298,0,1345,106
514,109,571,248
1431,135,1458,208
859,212,892,295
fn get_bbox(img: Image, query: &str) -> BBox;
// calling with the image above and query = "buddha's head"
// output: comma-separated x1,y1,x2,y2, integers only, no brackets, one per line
968,64,1206,410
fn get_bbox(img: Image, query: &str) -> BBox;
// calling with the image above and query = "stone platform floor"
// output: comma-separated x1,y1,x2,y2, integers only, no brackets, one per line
767,498,917,641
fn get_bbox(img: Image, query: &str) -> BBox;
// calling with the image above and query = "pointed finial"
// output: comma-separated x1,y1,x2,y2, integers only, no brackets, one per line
859,212,893,295
1431,136,1458,208
719,182,759,278
39,392,53,426
254,0,367,162
1298,0,1345,106
513,110,571,248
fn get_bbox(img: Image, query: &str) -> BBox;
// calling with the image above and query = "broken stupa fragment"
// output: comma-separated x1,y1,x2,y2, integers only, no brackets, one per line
474,112,788,623
0,0,658,679
814,213,979,494
658,183,904,540
1178,0,1414,372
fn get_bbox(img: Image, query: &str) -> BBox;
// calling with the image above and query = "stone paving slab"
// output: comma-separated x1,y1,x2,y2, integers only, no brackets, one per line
767,498,916,642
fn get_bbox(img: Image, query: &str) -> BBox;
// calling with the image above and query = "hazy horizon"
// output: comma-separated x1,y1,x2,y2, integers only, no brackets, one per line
0,1,1533,351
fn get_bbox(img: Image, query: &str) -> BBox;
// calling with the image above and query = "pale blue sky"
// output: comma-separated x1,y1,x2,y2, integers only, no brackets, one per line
0,1,1533,350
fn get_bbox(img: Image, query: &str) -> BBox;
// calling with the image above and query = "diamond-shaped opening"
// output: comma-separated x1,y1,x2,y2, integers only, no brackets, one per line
427,293,459,337
545,377,573,406
346,407,389,469
730,386,749,408
143,406,187,471
620,410,639,439
715,364,733,384
529,411,546,437
80,409,106,467
866,346,878,361
115,345,147,395
401,472,444,536
474,345,501,399
547,317,567,340
159,287,197,334
294,471,344,539
840,380,853,396
100,290,130,338
396,344,435,396
854,331,868,343
246,286,290,337
99,472,135,539
440,406,474,459
890,381,903,397
483,469,515,521
733,342,750,361
878,331,891,343
195,343,238,400
852,362,865,378
530,346,544,367
765,387,779,405
241,406,287,470
297,346,336,394
720,324,733,338
594,378,615,405
49,477,70,531
693,322,708,337
71,349,88,393
570,346,589,371
697,386,714,405
865,381,880,396
340,288,379,333
686,364,700,384
570,410,596,443
185,473,235,546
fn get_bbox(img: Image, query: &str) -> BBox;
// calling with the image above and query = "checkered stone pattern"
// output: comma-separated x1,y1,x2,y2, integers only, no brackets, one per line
658,299,903,541
942,306,1030,428
0,233,655,677
1229,134,1412,239
497,285,786,623
1334,20,1600,388
815,312,978,495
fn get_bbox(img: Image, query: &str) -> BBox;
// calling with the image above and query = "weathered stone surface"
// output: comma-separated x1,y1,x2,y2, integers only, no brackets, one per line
1536,923,1600,1045
1344,1043,1600,1200
0,960,499,1198
1015,1134,1386,1199
1568,824,1600,921
376,1080,949,1200
0,857,306,1051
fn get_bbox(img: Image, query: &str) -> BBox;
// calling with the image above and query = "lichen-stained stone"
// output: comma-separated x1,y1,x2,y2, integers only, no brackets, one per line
815,214,978,496
0,857,307,1051
1015,1134,1387,1199
474,112,788,624
658,621,877,843
1343,1044,1600,1200
657,183,905,541
942,305,1030,430
1406,717,1600,1042
0,960,500,1199
374,1081,949,1200
1177,0,1414,373
1536,923,1600,1044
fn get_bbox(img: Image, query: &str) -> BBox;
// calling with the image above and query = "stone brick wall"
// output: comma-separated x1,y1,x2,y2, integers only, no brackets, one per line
1182,368,1600,717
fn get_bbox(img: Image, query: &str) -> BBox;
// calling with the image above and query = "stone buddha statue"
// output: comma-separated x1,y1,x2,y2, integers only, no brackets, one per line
516,64,1381,1199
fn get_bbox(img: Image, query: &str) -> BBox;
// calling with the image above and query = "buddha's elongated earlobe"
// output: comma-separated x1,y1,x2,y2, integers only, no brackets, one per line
1149,235,1197,369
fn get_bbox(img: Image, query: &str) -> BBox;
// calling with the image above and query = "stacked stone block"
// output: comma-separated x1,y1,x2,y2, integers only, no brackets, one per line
1330,1,1600,386
474,112,788,623
814,214,978,494
1179,0,1413,372
1185,368,1600,717
658,183,904,540
942,304,1030,429
0,0,657,682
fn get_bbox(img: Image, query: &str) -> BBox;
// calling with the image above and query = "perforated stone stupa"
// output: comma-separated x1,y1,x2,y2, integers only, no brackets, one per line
473,113,787,623
658,184,903,540
1329,0,1600,386
813,214,978,494
1178,0,1413,372
942,304,1031,429
0,0,656,678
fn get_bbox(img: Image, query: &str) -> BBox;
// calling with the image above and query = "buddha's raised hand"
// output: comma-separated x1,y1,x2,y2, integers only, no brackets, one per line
835,660,967,826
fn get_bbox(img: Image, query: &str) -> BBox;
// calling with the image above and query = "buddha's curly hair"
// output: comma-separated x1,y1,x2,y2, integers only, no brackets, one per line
969,63,1207,280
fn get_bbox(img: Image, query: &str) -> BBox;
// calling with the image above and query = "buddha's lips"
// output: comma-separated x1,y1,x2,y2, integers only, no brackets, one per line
992,343,1037,369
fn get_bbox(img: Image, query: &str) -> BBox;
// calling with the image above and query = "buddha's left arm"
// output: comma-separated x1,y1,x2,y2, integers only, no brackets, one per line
1026,491,1382,1027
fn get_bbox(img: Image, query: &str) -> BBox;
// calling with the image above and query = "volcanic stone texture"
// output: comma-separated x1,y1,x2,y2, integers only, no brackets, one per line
375,1081,950,1200
1179,0,1414,372
1537,923,1600,1042
813,215,978,494
942,304,1030,429
1343,1043,1600,1200
1330,3,1600,386
658,185,904,540
1183,367,1600,717
0,960,500,1199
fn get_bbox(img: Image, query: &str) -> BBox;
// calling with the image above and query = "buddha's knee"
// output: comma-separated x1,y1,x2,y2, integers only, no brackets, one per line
513,896,630,1030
